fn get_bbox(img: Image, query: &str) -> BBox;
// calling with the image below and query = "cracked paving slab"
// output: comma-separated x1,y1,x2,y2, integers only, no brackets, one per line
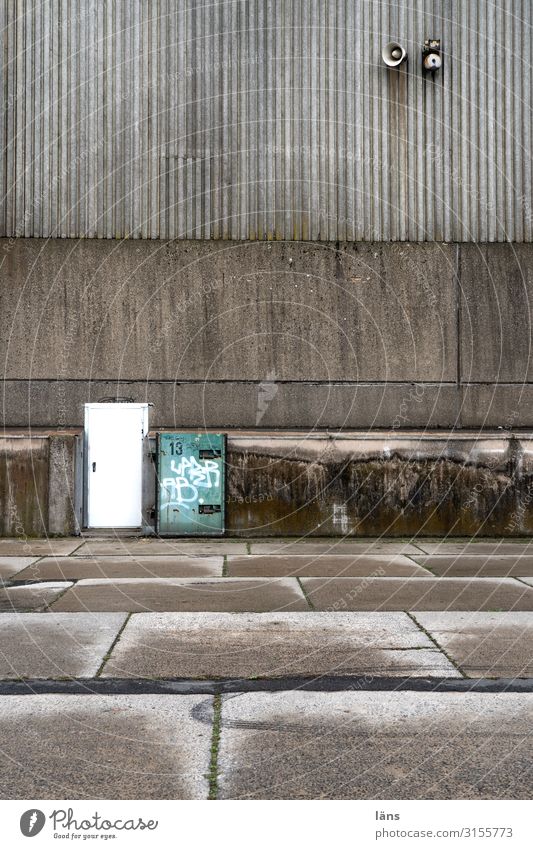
0,695,212,799
0,613,127,679
217,691,533,799
301,577,533,611
415,542,533,556
14,556,223,581
226,554,429,578
101,612,458,679
0,557,40,581
412,555,533,577
0,582,72,612
414,612,533,678
50,578,309,613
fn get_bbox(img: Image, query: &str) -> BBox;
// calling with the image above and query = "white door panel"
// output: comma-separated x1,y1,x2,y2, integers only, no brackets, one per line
85,404,148,528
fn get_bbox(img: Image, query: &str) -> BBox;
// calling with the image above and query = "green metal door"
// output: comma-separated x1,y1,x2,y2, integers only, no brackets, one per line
157,433,225,536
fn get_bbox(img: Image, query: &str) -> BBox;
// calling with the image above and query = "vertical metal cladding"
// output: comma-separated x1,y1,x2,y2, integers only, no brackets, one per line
0,0,531,241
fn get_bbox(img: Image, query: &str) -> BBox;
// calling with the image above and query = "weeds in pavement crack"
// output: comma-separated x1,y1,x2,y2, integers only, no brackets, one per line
208,693,222,800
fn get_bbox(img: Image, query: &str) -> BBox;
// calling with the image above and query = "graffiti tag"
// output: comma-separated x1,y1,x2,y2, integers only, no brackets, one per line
161,455,220,509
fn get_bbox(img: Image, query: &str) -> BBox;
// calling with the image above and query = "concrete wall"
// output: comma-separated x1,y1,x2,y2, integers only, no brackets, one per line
0,432,82,536
4,427,533,538
2,239,532,429
141,431,533,538
224,432,533,537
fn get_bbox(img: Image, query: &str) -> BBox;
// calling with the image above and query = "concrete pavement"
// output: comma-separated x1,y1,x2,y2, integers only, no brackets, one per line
0,694,212,799
1,537,533,678
217,692,533,799
100,612,457,679
1,536,533,799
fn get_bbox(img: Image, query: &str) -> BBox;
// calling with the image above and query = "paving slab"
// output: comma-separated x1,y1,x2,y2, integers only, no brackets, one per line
14,555,223,581
0,613,127,678
0,582,72,612
0,538,82,556
300,577,533,611
412,555,533,577
0,695,211,799
226,554,429,578
50,578,309,613
415,541,533,555
75,539,247,556
415,612,533,677
217,692,533,799
102,612,456,679
250,541,421,555
517,578,533,588
0,557,40,581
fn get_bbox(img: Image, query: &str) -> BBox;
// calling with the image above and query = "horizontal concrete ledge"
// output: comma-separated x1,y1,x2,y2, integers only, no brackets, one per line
7,381,533,428
3,677,533,695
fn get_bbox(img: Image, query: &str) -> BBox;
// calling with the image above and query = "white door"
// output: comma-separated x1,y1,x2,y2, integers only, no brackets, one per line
85,403,148,528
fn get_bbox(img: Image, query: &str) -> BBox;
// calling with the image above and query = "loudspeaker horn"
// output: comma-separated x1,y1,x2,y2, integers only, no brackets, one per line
382,42,408,68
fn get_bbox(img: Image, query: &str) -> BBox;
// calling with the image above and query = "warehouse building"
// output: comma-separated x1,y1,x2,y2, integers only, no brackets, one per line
0,1,532,536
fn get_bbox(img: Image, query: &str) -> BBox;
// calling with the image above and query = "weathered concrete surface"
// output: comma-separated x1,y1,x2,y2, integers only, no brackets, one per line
3,241,533,431
460,245,533,383
0,582,72,611
217,692,533,799
0,538,82,556
413,555,533,577
15,555,223,580
461,385,533,429
75,539,247,556
0,613,126,678
0,437,48,536
226,435,533,537
250,540,422,554
47,432,83,535
226,554,428,577
301,577,533,611
2,379,460,429
51,578,309,613
7,430,533,540
102,612,456,679
415,612,533,678
0,240,456,384
0,557,39,580
0,695,212,799
0,433,82,536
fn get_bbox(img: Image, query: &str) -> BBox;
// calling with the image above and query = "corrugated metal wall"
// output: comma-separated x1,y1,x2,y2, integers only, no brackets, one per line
0,0,531,242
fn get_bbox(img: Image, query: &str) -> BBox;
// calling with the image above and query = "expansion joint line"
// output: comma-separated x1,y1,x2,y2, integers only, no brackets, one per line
407,611,467,678
96,613,132,677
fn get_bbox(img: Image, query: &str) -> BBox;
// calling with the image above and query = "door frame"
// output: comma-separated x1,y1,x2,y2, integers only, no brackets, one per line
83,402,150,529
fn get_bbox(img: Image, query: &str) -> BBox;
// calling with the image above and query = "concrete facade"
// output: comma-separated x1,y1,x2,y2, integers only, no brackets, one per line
5,426,533,537
2,238,532,431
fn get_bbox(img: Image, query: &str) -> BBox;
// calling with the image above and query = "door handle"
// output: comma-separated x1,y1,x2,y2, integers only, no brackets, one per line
92,462,96,472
